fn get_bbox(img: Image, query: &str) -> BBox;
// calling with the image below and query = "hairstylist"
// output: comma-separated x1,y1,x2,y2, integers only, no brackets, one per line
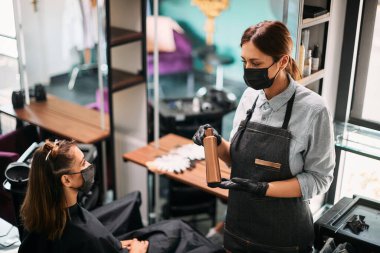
193,21,335,253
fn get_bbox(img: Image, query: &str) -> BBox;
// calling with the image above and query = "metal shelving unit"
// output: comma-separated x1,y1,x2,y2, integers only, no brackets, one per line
105,0,148,199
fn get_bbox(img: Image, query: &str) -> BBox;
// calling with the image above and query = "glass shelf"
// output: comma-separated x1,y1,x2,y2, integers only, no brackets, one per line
298,69,325,86
335,121,380,160
301,13,330,29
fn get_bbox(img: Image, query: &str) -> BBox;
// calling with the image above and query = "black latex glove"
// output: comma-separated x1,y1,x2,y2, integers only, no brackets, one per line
192,124,222,146
217,177,269,197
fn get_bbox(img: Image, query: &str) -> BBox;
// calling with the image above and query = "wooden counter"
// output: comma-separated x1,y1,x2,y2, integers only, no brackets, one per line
123,133,229,200
0,95,110,144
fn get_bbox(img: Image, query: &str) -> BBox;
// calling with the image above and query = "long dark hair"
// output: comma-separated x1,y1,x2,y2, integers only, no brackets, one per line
20,140,76,240
241,21,302,80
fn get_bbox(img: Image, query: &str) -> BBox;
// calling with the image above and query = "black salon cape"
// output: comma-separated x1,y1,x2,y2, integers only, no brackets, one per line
19,193,223,253
19,203,126,253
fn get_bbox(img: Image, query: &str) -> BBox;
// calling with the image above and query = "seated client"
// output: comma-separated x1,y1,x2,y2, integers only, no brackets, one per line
19,140,223,253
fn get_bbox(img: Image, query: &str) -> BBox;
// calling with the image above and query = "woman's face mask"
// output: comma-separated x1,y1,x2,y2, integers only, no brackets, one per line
68,164,95,194
243,61,279,90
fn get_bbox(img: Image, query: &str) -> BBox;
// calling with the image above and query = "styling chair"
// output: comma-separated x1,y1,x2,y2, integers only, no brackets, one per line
147,18,194,96
85,88,109,113
162,180,217,227
147,30,193,76
0,125,40,225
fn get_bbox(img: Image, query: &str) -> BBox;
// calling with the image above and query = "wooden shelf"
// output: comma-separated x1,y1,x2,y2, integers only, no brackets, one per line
302,13,330,29
110,27,144,47
299,69,325,86
111,69,145,92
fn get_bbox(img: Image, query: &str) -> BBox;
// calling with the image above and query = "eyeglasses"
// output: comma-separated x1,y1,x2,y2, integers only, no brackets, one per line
67,164,94,175
45,140,59,161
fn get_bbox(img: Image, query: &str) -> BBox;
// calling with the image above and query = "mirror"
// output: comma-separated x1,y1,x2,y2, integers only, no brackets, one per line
16,0,109,129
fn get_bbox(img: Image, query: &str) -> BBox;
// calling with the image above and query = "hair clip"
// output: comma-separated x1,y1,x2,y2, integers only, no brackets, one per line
45,150,52,161
45,139,59,161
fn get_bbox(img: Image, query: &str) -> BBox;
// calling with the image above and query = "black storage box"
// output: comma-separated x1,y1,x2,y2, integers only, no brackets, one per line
314,195,380,252
303,5,328,19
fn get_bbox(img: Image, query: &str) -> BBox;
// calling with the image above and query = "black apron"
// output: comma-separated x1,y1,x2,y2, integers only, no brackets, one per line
224,93,314,253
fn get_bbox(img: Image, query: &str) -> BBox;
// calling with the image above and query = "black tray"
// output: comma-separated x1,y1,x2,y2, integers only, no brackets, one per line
159,98,235,121
315,195,380,251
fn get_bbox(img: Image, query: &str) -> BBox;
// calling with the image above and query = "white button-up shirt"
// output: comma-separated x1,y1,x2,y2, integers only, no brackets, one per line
230,77,335,200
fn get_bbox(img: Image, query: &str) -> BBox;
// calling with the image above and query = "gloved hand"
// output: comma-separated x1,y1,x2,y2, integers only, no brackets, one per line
217,177,269,197
192,124,222,146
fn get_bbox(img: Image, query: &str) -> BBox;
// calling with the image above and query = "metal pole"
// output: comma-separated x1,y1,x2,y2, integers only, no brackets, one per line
153,0,161,222
97,0,106,130
97,0,108,202
153,0,159,148
13,0,29,104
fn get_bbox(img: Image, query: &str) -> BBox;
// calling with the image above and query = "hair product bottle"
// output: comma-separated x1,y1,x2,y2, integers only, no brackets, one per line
204,128,221,187
311,44,320,73
303,49,312,77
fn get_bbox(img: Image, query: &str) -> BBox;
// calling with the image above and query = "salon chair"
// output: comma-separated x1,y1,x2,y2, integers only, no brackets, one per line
146,102,218,226
0,125,40,225
86,88,109,113
147,30,193,76
147,29,194,96
162,180,217,227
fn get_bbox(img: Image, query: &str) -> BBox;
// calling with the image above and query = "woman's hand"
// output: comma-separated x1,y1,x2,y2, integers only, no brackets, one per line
217,177,269,197
121,238,149,253
192,124,222,146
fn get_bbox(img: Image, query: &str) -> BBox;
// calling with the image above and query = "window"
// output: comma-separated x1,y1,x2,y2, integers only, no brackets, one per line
350,0,380,130
0,0,19,132
338,152,380,201
0,0,17,58
332,0,380,205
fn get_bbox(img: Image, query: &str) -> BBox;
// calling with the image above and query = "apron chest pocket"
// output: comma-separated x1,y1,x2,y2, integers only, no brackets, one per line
255,158,282,171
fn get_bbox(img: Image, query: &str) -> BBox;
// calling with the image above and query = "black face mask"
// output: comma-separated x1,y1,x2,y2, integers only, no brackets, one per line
243,61,280,90
68,164,95,194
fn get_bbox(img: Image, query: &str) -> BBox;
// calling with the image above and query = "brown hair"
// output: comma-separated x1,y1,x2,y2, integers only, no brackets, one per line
241,20,302,80
20,139,76,240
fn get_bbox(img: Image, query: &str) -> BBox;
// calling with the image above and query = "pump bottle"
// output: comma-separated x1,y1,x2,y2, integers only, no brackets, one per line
203,128,221,187
303,49,312,77
311,44,320,73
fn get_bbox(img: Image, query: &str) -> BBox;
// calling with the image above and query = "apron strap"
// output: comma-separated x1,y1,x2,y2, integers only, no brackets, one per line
242,94,259,130
281,92,296,130
233,95,259,150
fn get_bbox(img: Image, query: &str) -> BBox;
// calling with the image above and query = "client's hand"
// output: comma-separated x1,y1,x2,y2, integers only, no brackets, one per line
121,238,149,253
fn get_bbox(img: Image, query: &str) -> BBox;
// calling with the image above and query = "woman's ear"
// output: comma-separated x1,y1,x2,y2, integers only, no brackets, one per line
61,174,72,187
279,55,290,70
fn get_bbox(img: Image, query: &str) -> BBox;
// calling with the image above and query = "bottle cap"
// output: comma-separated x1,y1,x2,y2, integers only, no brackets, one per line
205,128,213,136
312,45,319,58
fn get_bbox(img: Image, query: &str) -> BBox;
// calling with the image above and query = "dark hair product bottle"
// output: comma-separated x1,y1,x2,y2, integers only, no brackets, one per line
204,128,221,187
311,44,320,73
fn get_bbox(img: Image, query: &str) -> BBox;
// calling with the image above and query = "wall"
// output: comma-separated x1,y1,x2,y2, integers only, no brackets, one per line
159,0,300,82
